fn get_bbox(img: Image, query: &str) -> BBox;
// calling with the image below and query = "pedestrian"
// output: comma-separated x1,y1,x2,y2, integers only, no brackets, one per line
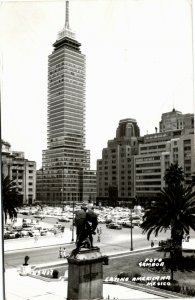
34,235,38,243
97,234,101,242
59,247,63,258
63,247,67,258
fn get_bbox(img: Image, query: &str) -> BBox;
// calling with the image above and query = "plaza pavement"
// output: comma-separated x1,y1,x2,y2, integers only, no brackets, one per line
4,231,195,300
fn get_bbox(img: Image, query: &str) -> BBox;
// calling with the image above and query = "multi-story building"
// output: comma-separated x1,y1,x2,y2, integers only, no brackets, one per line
1,140,36,205
36,1,96,206
134,110,195,207
96,118,140,207
159,108,194,132
82,170,97,203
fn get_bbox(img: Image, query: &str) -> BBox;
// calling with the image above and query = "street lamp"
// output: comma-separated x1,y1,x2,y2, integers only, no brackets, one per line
71,196,75,242
61,167,64,208
130,208,133,251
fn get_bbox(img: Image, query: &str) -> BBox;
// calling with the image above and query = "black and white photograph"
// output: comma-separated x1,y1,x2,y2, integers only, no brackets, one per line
1,0,195,299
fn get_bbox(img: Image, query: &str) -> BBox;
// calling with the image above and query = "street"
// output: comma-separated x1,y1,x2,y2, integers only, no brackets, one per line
4,216,172,269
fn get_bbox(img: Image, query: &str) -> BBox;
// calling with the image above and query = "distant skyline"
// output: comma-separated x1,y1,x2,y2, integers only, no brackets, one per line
1,0,195,170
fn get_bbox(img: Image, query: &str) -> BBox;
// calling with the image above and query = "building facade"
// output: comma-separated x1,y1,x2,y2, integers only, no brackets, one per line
1,140,36,205
134,110,195,207
96,118,140,207
36,1,96,206
96,110,194,208
159,108,194,132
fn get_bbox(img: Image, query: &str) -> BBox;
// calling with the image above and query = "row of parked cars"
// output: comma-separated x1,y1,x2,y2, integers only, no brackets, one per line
4,224,52,239
106,219,139,230
96,206,143,230
3,216,61,239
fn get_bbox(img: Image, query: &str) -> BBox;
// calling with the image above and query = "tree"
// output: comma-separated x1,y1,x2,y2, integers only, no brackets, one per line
163,163,184,189
2,175,22,223
141,164,195,258
108,186,118,207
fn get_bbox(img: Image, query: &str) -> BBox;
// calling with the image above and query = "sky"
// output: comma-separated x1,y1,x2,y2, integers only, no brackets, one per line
0,0,195,170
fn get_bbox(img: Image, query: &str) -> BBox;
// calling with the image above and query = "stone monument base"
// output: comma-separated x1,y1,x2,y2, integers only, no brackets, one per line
20,265,31,276
67,247,108,300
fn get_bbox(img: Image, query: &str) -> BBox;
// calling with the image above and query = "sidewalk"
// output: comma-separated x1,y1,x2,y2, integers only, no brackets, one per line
4,236,195,300
4,245,166,300
4,269,165,300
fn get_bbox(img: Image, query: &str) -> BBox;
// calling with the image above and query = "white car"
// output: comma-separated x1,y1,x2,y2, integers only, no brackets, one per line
40,229,48,236
30,230,41,237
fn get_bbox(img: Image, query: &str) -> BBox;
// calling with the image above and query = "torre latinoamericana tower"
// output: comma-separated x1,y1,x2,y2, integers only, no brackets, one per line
37,1,93,206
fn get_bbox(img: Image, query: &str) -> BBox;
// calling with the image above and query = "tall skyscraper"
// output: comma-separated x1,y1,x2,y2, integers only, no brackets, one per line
36,1,96,206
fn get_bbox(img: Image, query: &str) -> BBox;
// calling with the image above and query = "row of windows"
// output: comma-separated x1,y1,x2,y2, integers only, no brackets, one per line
136,156,160,162
140,144,165,151
136,187,161,191
17,188,34,192
136,175,161,180
136,169,161,174
12,170,34,174
136,163,160,168
136,181,161,186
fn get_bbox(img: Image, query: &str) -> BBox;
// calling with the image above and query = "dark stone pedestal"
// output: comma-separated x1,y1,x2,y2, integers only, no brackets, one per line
67,247,108,300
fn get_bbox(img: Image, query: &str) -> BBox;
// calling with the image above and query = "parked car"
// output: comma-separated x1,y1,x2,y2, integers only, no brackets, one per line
21,230,31,237
106,222,122,230
40,229,48,236
122,222,134,228
58,217,69,222
30,230,41,237
132,217,142,226
4,231,12,239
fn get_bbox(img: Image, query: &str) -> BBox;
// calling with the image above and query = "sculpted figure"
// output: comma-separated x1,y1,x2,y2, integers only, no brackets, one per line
73,203,98,253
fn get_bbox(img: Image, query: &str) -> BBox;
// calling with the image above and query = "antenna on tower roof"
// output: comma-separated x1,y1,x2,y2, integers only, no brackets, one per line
65,1,69,29
57,0,75,41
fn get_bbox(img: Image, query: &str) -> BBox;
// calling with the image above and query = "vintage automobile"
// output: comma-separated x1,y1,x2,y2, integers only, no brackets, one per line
106,222,122,230
122,222,134,228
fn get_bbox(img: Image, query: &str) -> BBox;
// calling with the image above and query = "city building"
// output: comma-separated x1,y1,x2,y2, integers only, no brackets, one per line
96,118,140,207
36,1,96,206
1,140,36,205
82,170,97,203
134,110,195,207
159,108,194,133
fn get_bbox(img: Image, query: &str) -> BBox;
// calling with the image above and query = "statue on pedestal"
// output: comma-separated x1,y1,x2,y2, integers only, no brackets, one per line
71,203,98,256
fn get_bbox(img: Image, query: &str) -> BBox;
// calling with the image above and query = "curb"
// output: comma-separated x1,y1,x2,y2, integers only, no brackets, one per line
28,247,159,270
4,240,75,253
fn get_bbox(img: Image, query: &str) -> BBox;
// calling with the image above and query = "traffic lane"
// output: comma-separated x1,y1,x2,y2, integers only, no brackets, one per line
4,226,168,269
4,226,146,269
4,244,75,269
97,224,171,244
98,225,170,254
